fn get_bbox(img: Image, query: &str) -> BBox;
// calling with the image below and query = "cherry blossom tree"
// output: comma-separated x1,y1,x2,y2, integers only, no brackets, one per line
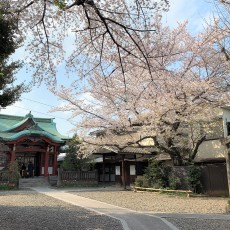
51,21,230,165
6,0,169,83
213,1,230,67
4,1,230,165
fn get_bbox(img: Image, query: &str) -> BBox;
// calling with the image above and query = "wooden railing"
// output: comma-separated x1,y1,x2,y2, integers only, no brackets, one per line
57,169,98,186
61,171,98,181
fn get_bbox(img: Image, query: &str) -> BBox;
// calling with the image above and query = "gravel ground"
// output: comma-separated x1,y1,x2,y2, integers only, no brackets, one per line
1,188,229,230
68,189,230,229
165,218,230,230
69,190,228,214
0,189,123,230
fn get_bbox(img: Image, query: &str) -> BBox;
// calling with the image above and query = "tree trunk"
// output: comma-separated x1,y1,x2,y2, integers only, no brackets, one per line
190,135,206,161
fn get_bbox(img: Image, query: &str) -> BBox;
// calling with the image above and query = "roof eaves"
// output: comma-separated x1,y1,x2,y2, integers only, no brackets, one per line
1,130,65,143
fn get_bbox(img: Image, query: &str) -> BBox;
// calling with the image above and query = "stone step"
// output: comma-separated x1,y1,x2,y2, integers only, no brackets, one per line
19,177,49,188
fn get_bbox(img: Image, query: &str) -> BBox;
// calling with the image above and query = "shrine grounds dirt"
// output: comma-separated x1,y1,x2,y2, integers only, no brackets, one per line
66,188,230,230
1,188,230,230
68,189,229,214
0,189,123,230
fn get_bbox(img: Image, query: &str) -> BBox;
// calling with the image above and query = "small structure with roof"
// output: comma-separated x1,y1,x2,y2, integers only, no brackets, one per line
93,146,154,188
0,112,69,177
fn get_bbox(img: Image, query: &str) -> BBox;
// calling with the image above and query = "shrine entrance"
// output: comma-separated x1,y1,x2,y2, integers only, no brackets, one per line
16,153,40,177
0,113,69,177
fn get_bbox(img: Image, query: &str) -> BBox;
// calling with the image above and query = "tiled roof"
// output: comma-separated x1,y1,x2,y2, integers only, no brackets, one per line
93,146,155,155
0,113,69,143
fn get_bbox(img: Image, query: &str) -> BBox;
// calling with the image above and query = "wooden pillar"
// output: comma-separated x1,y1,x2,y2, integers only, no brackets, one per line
11,151,16,161
226,149,230,197
40,153,43,176
44,151,49,177
102,154,105,183
109,165,111,182
11,144,16,161
53,153,57,176
122,154,126,189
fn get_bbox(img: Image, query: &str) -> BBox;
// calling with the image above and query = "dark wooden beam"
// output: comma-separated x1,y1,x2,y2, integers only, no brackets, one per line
122,154,126,189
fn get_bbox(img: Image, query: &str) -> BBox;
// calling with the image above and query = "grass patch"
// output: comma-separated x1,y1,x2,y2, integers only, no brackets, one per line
0,183,18,190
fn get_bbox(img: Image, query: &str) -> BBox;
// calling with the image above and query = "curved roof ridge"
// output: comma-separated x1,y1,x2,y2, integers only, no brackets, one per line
3,130,65,143
0,112,70,141
3,117,33,132
36,121,69,140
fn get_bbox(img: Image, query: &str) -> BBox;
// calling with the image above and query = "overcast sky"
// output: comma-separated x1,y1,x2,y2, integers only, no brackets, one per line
1,0,215,137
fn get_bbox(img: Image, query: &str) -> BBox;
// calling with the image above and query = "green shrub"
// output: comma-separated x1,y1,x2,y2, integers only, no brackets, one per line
143,159,167,188
187,163,202,193
168,175,181,190
0,182,17,190
0,183,9,190
8,160,20,186
135,178,144,187
0,161,20,190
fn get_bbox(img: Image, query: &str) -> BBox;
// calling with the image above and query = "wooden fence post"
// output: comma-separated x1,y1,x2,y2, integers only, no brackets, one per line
57,168,62,187
226,149,230,197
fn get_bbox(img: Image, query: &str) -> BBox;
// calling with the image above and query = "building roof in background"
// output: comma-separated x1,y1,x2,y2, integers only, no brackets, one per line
92,145,155,155
57,152,66,161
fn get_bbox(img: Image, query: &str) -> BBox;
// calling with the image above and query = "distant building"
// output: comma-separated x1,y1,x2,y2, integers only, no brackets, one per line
0,112,69,176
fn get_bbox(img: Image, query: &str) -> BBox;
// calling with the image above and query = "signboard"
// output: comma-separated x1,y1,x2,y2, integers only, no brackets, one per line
116,166,120,175
130,165,136,175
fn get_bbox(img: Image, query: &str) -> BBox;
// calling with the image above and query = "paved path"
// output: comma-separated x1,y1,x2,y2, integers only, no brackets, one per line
32,187,178,230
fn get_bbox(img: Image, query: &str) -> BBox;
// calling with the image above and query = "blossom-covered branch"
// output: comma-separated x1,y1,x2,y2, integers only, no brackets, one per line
6,0,169,83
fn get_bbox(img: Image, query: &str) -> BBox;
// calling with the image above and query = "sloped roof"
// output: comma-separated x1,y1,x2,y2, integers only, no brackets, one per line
0,113,69,143
93,146,154,155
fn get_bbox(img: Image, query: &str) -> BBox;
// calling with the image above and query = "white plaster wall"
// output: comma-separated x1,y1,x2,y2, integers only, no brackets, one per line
195,139,227,161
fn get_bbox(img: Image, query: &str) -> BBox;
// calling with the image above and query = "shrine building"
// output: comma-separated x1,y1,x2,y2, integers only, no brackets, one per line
0,112,69,177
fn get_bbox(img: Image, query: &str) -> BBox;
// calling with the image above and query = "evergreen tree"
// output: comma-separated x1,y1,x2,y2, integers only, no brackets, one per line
62,135,89,171
0,5,26,108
